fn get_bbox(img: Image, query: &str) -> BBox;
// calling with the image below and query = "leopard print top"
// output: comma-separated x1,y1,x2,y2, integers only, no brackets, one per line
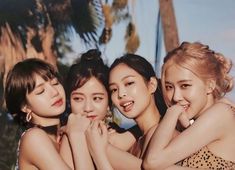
179,102,235,169
179,146,235,169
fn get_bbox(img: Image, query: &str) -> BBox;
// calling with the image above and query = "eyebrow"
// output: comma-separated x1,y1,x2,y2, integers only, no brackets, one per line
165,80,192,84
71,92,105,95
109,75,135,86
34,82,44,89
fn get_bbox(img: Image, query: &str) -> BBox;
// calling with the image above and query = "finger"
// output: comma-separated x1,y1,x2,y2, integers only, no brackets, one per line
91,120,99,129
179,112,190,128
99,121,108,137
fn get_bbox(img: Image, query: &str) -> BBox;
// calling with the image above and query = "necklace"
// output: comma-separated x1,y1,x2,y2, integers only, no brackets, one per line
27,123,59,135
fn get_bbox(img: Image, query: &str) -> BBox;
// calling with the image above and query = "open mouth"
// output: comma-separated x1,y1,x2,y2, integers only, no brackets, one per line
121,101,134,112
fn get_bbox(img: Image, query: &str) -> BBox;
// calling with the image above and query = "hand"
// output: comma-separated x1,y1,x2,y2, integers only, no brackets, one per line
166,104,184,116
61,113,91,136
178,111,190,128
86,120,108,157
167,105,190,128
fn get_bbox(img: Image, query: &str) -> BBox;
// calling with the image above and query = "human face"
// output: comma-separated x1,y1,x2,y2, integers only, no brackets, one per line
70,77,108,121
25,74,66,125
164,64,211,119
109,64,154,119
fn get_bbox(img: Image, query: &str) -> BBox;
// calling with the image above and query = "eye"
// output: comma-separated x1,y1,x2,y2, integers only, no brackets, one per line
72,96,83,102
109,87,117,94
51,78,59,86
165,84,173,91
181,84,191,89
125,81,134,86
93,96,103,102
35,88,45,95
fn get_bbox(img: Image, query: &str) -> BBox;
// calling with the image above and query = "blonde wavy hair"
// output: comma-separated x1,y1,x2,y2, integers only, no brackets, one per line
161,41,233,105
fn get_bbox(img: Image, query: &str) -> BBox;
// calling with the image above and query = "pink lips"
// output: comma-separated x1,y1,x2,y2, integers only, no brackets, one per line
87,115,97,120
52,98,63,107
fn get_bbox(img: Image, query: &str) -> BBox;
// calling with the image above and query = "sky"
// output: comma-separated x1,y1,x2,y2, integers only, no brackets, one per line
65,0,235,127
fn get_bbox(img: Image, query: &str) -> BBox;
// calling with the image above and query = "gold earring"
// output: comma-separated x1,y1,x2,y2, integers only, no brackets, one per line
105,108,113,124
26,112,32,122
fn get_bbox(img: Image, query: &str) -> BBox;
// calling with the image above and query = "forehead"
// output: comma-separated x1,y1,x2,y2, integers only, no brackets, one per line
73,77,107,94
109,64,140,81
165,64,200,83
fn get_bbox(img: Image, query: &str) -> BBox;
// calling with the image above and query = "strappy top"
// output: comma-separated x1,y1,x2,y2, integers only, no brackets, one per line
179,146,235,169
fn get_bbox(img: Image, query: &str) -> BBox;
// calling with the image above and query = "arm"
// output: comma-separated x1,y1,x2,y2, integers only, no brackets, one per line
143,103,232,169
87,121,142,170
108,131,136,151
165,165,205,170
86,120,113,170
21,128,71,170
106,144,142,170
60,135,74,169
64,113,95,170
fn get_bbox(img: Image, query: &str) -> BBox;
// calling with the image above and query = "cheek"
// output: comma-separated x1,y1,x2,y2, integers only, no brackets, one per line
111,94,118,106
71,101,83,114
58,85,66,97
165,91,173,101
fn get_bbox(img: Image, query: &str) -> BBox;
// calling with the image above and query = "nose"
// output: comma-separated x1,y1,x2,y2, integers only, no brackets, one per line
172,88,183,104
49,84,59,97
83,99,93,114
118,87,127,99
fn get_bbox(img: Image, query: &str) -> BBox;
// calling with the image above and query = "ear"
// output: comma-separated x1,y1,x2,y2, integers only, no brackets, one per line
206,79,216,95
148,77,158,94
21,105,32,114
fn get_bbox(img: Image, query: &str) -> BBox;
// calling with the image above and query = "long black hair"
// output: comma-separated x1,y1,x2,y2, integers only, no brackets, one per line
110,53,167,116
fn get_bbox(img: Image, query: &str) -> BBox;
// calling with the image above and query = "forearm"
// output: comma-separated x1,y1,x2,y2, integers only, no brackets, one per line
143,109,180,169
165,165,204,170
107,144,142,170
68,133,95,170
92,152,113,170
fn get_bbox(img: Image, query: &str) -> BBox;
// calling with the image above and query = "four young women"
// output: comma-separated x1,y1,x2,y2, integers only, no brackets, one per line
4,41,235,169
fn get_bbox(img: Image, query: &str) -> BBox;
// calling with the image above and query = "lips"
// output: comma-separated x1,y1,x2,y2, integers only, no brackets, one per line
52,98,63,107
120,101,134,112
182,104,190,111
87,115,97,120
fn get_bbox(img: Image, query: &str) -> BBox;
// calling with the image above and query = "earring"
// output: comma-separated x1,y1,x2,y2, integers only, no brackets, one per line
104,108,113,125
26,112,32,122
207,87,214,95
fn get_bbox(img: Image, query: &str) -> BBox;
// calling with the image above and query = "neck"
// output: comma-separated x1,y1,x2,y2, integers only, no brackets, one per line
135,103,161,135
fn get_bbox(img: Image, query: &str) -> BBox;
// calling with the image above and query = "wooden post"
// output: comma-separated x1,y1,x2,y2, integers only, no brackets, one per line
159,0,179,52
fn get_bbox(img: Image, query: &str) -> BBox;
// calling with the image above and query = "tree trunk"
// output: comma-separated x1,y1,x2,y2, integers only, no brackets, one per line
159,0,179,52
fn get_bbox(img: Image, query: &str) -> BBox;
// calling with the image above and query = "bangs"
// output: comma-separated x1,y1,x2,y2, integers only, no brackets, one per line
25,62,58,93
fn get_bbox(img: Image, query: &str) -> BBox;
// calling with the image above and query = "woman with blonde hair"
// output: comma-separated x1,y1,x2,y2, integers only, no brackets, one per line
143,42,235,170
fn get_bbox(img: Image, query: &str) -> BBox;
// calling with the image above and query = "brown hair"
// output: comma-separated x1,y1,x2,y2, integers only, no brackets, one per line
4,58,59,126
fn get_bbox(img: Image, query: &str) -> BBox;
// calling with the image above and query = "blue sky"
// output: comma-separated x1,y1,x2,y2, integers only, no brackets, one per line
66,0,235,101
174,0,235,101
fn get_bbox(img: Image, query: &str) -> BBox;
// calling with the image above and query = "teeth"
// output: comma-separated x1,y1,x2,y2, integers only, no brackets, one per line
123,102,132,107
183,105,189,109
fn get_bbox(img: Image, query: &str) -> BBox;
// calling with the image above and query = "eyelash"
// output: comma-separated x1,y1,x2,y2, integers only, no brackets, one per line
36,89,45,95
51,79,59,85
126,81,134,86
72,97,83,102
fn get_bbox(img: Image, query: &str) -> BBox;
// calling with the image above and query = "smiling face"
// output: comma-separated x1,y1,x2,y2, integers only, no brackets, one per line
70,77,108,121
109,63,154,119
164,64,213,119
24,74,66,125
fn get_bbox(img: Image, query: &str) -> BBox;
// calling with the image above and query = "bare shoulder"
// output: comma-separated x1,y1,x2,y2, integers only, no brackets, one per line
21,127,50,144
203,100,235,125
218,97,235,109
20,128,52,157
